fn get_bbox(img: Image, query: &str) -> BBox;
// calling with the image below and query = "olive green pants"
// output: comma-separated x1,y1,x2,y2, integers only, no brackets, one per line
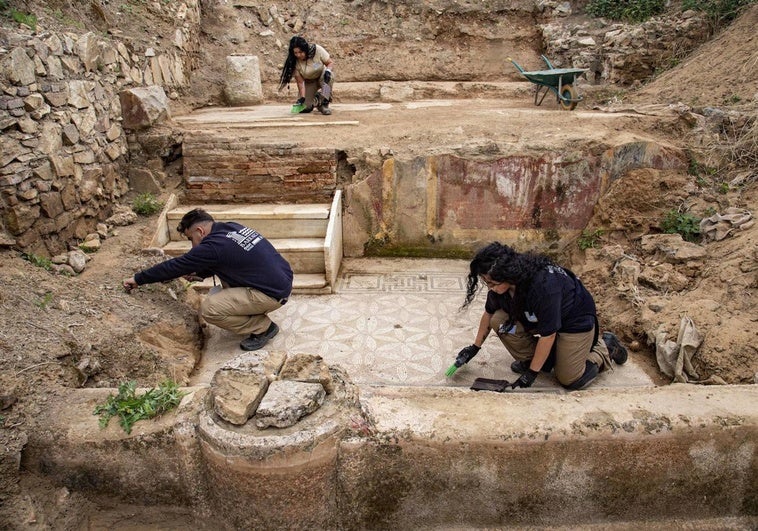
490,310,611,387
200,286,283,336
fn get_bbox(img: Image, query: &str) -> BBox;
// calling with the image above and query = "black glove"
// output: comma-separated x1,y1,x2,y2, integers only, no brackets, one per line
295,97,305,105
323,69,332,83
454,344,481,367
510,369,538,389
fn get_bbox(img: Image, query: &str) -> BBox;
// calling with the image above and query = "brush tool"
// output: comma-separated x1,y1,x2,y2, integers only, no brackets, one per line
445,344,481,377
291,97,306,114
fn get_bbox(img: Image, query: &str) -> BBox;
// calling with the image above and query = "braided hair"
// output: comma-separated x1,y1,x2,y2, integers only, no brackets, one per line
278,36,316,90
461,242,517,308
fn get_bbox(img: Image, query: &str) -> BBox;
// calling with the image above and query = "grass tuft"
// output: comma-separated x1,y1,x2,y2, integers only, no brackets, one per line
131,193,164,216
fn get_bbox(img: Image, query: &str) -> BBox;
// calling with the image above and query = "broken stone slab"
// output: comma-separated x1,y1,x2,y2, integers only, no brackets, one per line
210,350,287,426
639,234,706,263
105,204,138,226
279,353,334,394
255,380,326,429
119,86,171,130
79,236,101,253
639,263,690,292
212,370,268,426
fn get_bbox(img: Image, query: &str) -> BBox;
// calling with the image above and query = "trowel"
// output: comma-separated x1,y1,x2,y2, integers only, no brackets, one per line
469,378,511,392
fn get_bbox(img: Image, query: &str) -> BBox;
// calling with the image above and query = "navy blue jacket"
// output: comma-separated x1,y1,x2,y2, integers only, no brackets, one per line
485,265,596,336
135,221,293,301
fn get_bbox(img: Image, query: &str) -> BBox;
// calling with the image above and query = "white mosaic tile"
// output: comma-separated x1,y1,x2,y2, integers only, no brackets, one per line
192,260,654,391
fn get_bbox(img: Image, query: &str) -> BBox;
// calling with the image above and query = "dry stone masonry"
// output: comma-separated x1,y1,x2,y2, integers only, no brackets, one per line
0,1,201,256
540,10,710,85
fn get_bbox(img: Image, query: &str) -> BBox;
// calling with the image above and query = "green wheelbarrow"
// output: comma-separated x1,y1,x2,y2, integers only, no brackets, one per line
509,55,587,110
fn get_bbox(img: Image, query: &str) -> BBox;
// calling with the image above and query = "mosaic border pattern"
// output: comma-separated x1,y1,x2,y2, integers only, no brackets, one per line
336,272,467,293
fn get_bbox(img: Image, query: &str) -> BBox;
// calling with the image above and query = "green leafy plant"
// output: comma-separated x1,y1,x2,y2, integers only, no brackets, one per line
10,9,37,29
94,380,185,434
687,153,717,180
682,0,755,27
22,253,52,270
586,0,666,22
131,192,164,216
578,228,604,250
661,209,702,242
718,182,730,194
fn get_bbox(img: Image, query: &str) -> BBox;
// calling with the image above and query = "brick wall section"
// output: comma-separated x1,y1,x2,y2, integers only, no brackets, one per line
182,135,337,203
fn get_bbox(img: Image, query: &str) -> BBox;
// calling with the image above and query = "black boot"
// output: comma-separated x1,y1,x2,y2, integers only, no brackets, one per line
240,322,279,351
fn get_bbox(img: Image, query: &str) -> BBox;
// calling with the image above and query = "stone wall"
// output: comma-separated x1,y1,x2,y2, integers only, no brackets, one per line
540,9,710,86
0,0,201,256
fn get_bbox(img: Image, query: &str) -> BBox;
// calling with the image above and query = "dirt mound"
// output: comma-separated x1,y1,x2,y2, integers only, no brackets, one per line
631,5,758,107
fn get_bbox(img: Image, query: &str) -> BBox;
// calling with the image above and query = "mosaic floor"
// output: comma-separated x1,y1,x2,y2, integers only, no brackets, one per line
191,259,654,392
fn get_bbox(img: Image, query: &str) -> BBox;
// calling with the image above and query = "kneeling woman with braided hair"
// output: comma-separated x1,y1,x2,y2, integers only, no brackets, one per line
278,36,335,115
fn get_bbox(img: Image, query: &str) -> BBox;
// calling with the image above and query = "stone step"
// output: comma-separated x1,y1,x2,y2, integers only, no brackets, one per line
166,203,330,241
163,237,326,274
189,273,329,294
151,192,343,294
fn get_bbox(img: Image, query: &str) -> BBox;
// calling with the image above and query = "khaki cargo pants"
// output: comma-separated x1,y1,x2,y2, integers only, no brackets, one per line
490,310,611,387
200,286,284,336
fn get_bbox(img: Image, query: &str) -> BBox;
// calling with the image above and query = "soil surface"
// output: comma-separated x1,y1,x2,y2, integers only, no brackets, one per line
1,0,757,527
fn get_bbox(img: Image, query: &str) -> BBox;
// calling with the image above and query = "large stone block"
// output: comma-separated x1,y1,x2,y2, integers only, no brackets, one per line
5,203,40,234
224,55,263,106
128,167,161,194
4,47,36,85
119,86,171,130
39,191,64,218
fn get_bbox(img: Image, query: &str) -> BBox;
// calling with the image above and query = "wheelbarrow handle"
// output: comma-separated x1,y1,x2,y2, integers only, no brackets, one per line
540,55,556,69
507,57,525,73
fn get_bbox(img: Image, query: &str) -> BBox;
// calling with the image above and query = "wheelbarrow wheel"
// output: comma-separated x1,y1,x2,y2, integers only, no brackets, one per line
559,84,578,111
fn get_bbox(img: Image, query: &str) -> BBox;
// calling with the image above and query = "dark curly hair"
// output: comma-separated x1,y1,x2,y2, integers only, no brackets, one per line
278,36,316,90
489,251,554,286
461,242,517,308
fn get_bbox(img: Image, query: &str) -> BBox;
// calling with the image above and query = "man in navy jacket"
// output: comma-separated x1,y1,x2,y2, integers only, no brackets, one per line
123,208,293,351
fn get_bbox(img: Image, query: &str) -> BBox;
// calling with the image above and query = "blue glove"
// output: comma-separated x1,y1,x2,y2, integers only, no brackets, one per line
510,369,538,389
323,69,332,83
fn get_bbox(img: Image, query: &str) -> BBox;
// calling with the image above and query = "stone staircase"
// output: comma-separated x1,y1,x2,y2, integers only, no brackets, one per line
148,191,343,294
